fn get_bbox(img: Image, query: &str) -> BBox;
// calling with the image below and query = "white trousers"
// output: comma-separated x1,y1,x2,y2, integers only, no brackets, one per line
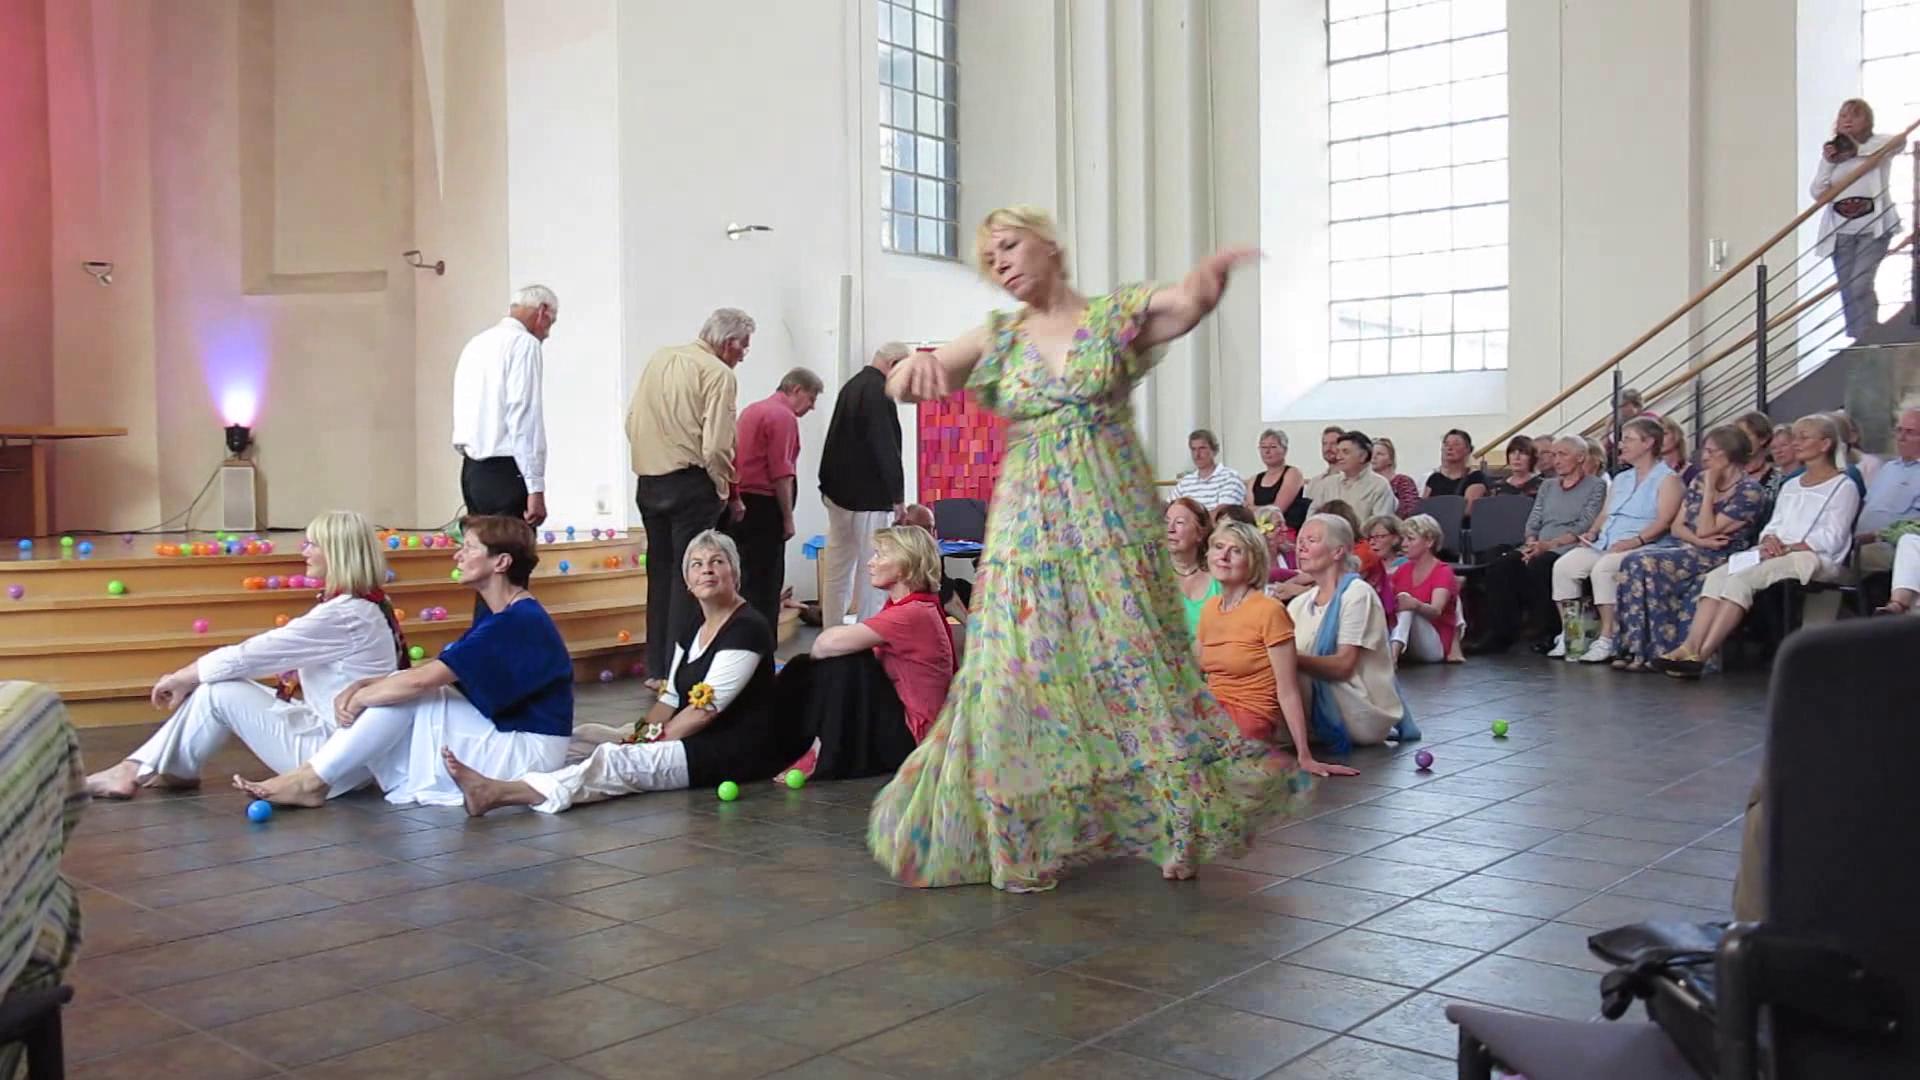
306,686,570,806
1892,533,1920,598
523,739,690,814
129,680,368,798
821,496,892,623
1551,546,1629,604
1391,610,1447,663
1697,551,1835,610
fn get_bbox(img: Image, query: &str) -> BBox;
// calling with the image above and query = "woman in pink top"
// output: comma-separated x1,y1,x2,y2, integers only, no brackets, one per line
782,525,957,779
1388,514,1464,664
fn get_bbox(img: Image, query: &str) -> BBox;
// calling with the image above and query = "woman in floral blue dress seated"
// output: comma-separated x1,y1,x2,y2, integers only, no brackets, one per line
1611,425,1766,671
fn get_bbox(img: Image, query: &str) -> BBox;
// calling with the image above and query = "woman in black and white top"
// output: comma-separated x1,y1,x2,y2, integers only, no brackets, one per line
1812,98,1907,341
445,529,809,815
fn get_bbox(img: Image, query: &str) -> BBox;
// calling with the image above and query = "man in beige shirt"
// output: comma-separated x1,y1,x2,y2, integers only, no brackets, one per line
624,307,753,677
1304,429,1395,521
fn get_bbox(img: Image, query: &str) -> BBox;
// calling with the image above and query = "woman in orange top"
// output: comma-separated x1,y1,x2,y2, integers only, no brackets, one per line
1197,521,1359,778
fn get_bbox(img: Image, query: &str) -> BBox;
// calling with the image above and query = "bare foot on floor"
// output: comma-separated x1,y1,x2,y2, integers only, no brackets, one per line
140,773,200,791
231,767,327,808
85,760,143,800
1161,862,1196,882
441,747,539,817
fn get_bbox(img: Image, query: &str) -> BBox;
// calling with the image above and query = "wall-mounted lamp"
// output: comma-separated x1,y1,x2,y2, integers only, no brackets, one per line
725,223,774,240
402,250,446,275
82,260,114,285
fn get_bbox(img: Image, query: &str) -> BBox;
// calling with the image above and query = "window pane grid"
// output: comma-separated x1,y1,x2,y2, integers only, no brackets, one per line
1327,0,1508,377
880,0,958,259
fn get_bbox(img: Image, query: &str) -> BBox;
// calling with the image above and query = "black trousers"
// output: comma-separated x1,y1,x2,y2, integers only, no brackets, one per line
778,653,915,781
461,456,528,518
724,493,787,626
1477,548,1564,647
636,468,723,676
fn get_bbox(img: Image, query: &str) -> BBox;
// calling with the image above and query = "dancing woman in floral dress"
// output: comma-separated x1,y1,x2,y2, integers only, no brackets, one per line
867,206,1318,893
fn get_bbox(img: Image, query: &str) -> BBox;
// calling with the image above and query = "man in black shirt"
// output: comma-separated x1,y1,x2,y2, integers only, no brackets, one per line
817,343,909,625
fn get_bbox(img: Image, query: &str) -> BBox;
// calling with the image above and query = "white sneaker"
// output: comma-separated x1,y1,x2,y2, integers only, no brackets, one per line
1546,633,1566,658
1578,637,1617,663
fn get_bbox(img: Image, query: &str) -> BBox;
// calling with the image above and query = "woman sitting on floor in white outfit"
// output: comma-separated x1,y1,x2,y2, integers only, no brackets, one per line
85,510,405,800
233,514,573,807
444,529,809,817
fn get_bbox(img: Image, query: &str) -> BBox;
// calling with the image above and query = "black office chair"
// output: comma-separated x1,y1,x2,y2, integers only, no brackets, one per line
1448,616,1920,1079
931,497,988,545
1464,495,1531,559
1418,494,1468,562
0,984,73,1080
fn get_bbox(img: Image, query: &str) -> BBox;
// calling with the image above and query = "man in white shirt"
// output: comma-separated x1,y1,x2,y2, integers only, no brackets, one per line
1171,429,1246,510
452,285,558,528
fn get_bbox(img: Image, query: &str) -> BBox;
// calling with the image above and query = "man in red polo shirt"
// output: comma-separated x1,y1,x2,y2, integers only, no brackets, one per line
727,367,823,622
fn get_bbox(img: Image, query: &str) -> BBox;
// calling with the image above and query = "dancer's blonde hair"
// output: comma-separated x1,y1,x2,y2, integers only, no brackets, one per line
975,205,1069,282
307,511,387,599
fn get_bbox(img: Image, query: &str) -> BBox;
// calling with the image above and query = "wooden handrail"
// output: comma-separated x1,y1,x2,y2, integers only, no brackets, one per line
1480,117,1920,457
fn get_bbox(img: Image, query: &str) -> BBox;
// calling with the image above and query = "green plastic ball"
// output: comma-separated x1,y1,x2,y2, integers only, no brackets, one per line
450,568,462,582
1491,720,1510,737
106,580,126,595
407,535,422,548
408,645,426,661
717,780,740,802
59,535,74,548
784,769,806,790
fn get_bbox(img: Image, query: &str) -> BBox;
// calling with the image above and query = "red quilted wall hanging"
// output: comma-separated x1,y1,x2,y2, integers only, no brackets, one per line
914,348,1008,504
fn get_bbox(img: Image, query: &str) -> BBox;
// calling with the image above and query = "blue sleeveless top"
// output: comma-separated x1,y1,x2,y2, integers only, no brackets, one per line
1596,462,1676,548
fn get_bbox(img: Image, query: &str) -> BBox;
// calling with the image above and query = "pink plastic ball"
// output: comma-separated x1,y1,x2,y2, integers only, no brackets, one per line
192,618,210,634
260,541,274,554
5,584,21,600
629,662,646,677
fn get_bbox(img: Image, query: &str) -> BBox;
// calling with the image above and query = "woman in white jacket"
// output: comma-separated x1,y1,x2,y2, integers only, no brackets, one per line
1811,98,1907,341
85,510,406,799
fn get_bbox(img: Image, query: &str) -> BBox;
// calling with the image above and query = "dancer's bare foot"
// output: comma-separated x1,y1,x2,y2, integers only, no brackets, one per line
85,760,143,800
140,773,201,791
231,764,328,808
1160,862,1196,882
441,747,542,817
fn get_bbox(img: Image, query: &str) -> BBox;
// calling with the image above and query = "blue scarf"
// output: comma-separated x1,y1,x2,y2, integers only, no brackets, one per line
1302,573,1421,755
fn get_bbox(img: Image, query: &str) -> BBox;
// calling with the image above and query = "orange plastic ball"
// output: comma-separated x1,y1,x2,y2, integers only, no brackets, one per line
274,614,290,627
394,609,407,621
617,629,632,643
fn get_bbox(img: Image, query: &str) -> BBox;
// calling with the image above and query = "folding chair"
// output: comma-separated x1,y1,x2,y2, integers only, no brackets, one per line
1448,617,1920,1079
1418,494,1468,561
931,497,988,544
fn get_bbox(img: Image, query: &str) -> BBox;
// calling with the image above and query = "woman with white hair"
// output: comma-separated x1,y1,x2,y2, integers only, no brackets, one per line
1655,414,1862,677
1287,514,1420,748
445,530,809,815
870,205,1306,892
86,510,405,800
1389,514,1464,665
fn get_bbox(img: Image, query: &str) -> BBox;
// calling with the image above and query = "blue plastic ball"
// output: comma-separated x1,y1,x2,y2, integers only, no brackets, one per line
559,560,570,574
15,539,29,551
565,526,576,537
77,541,94,556
246,799,273,823
388,536,401,549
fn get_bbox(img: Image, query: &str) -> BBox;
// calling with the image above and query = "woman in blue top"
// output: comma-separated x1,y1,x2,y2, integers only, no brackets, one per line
234,515,573,808
1547,417,1683,662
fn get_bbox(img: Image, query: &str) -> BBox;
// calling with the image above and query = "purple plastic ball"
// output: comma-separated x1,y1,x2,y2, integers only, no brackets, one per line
629,662,646,677
598,669,614,683
6,585,22,600
543,531,555,543
385,569,397,582
1414,750,1434,771
265,576,282,589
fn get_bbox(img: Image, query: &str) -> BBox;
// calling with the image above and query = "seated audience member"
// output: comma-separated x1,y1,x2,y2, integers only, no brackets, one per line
1834,409,1882,487
1306,430,1396,522
1198,521,1358,777
1424,429,1489,508
1785,411,1869,497
1877,532,1920,614
1469,436,1608,655
1612,426,1766,671
1583,435,1607,480
1765,425,1796,500
1658,415,1698,485
1362,514,1407,573
87,511,404,800
1168,497,1220,637
783,526,956,779
1316,425,1345,478
0,682,84,1080
233,515,573,807
1853,406,1920,574
1307,500,1395,621
1213,504,1257,527
446,530,809,814
1370,437,1422,516
1617,387,1653,422
1390,514,1464,665
1287,514,1420,748
1735,411,1778,511
1655,414,1863,678
1253,505,1296,579
1248,428,1307,526
900,502,972,616
1487,436,1544,498
1173,428,1246,510
1550,417,1683,662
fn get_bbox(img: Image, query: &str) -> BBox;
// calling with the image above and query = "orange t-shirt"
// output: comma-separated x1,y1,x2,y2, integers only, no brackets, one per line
1197,592,1296,727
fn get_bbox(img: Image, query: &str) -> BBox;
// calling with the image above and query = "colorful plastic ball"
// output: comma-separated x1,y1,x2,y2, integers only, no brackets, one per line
106,580,126,596
591,528,603,540
716,781,740,802
543,531,555,543
394,609,408,622
246,799,273,823
616,629,632,643
450,568,462,582
638,553,647,570
153,543,168,555
244,541,261,555
407,535,422,548
192,618,210,634
1491,720,1510,737
599,669,614,683
386,569,397,583
260,541,274,554
274,614,290,627
784,769,806,790
6,585,22,600
175,546,191,557
1414,750,1434,770
122,533,135,545
15,539,29,551
565,526,575,537
388,536,401,549
558,560,570,574
629,662,646,677
59,535,74,548
265,576,282,589
77,541,93,556
409,645,426,661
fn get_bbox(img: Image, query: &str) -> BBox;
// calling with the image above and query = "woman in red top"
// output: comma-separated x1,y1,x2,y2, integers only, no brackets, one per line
1389,514,1464,665
782,525,957,779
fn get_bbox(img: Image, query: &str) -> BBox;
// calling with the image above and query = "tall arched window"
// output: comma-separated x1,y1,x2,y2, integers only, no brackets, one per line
1326,0,1508,378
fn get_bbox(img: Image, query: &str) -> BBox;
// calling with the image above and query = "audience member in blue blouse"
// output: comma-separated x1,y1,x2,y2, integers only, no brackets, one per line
1549,417,1683,663
234,515,573,807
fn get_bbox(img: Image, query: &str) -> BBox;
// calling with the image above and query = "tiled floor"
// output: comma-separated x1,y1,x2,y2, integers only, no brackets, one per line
59,654,1764,1079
